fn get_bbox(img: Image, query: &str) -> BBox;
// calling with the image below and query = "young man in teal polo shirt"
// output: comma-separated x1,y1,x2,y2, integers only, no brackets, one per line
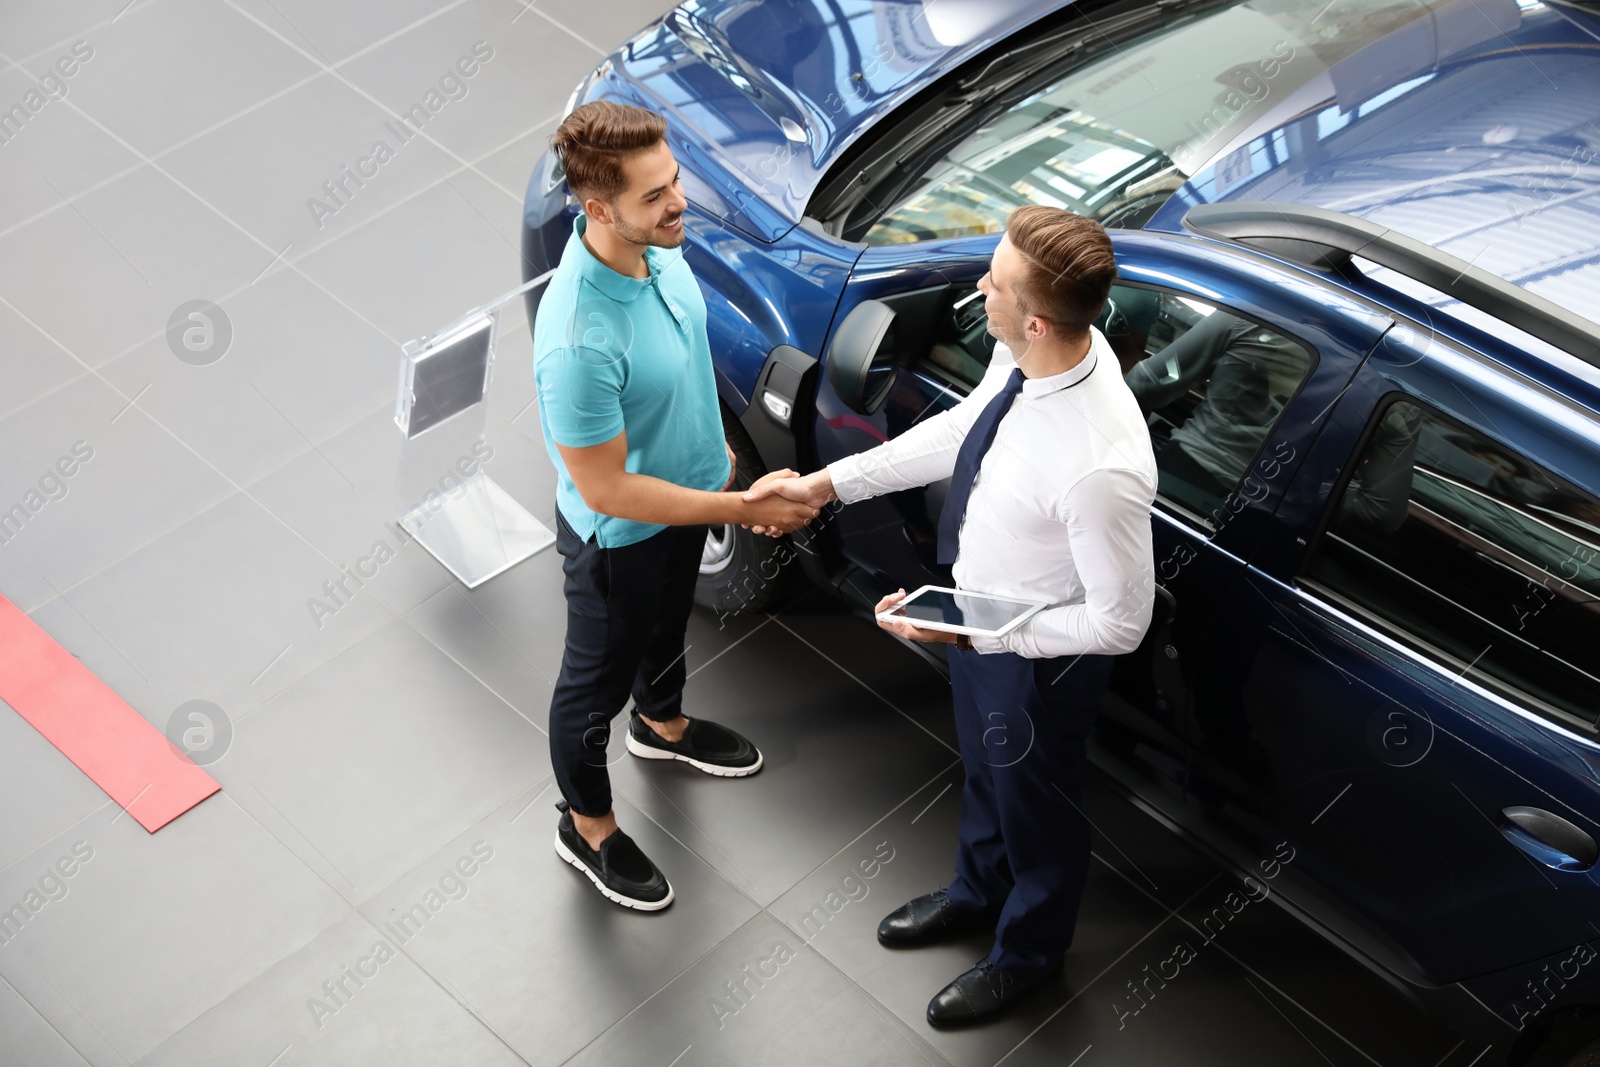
534,101,818,910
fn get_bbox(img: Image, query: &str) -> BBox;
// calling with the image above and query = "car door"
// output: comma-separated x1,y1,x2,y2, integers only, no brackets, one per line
808,232,1001,592
810,230,1388,792
1201,324,1600,986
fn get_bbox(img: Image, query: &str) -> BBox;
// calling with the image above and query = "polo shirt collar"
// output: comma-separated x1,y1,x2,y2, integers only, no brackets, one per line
1012,331,1102,398
568,213,682,303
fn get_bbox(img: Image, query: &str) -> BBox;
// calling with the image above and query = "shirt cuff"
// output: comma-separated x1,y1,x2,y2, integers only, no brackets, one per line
969,632,1008,655
825,456,871,505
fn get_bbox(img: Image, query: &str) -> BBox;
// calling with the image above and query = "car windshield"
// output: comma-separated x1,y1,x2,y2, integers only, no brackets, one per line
860,0,1460,244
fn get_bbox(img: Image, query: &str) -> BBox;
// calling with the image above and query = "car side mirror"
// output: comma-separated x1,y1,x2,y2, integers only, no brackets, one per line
826,299,898,415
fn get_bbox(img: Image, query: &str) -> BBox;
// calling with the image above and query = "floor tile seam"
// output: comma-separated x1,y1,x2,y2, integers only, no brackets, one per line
0,365,97,425
0,967,94,1066
2,53,485,366
253,0,479,73
608,771,770,908
7,474,401,727
1171,906,1394,1067
0,88,550,280
395,611,552,738
784,937,960,1067
523,3,607,56
988,873,1223,1067
346,908,536,1066
0,330,538,786
0,321,406,725
0,46,334,244
0,159,146,245
229,396,392,498
0,105,551,386
553,918,762,1067
99,791,358,1060
225,765,559,917
756,755,963,933
217,0,544,206
1094,845,1394,1067
0,799,115,880
679,613,775,685
0,71,421,362
4,0,479,227
2,0,178,76
220,782,373,903
766,614,959,759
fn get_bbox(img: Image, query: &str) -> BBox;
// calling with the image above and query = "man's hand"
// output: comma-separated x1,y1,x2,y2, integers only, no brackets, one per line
740,492,819,535
743,469,836,536
721,443,737,491
874,588,958,645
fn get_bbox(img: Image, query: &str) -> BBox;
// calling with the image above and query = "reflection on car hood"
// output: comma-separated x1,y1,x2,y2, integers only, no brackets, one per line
617,0,1073,241
1148,0,1600,336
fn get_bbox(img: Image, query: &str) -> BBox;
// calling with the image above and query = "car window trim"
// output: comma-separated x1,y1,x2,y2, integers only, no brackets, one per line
1291,577,1600,743
1295,390,1600,739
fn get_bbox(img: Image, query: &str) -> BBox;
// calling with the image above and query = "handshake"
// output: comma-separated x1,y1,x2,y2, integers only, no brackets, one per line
735,468,837,537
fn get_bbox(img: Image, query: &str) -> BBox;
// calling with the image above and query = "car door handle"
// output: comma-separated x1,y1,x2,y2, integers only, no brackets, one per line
1500,806,1598,872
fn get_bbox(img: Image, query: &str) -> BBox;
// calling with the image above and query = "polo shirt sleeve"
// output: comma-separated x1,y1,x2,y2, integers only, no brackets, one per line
535,345,627,449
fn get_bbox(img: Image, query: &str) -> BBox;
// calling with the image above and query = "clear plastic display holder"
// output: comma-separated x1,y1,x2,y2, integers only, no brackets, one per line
394,305,553,588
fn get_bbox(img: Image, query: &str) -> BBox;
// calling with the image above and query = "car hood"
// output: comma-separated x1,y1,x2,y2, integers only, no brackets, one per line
614,0,1074,242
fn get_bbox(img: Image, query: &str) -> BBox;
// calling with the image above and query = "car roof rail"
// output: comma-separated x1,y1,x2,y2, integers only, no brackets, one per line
1182,201,1600,370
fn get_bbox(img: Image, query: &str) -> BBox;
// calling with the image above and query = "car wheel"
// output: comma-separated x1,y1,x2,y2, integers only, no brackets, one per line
693,407,802,616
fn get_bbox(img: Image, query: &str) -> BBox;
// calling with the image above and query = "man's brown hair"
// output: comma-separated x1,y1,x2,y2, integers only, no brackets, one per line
550,100,668,203
1004,206,1118,338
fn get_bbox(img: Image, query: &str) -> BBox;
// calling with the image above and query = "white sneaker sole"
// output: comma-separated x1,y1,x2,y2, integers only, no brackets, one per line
553,832,674,911
625,731,764,777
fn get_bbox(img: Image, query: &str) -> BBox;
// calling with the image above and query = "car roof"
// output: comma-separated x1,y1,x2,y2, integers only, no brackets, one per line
1144,0,1600,350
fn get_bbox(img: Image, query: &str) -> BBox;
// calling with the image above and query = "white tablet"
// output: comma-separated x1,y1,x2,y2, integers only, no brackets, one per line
875,585,1046,638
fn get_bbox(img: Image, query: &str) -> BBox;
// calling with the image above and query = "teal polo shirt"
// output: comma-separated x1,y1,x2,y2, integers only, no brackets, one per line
533,213,730,548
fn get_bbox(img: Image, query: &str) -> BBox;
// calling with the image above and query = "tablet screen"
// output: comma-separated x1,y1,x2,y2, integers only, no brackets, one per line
887,588,1036,635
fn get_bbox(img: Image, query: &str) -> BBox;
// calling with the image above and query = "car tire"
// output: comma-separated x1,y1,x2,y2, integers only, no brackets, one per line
693,407,802,616
1564,1036,1600,1067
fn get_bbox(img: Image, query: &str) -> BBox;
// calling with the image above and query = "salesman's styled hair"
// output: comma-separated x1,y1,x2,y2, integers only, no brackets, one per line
550,101,669,203
1004,206,1118,339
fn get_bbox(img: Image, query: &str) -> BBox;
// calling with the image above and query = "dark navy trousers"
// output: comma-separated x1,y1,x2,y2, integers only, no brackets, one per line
943,645,1116,971
548,509,705,818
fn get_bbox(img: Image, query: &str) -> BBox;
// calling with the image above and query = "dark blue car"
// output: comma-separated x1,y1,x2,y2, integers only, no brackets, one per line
521,0,1600,1062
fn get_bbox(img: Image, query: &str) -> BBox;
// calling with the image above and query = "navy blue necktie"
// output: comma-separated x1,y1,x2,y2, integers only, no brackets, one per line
937,368,1025,565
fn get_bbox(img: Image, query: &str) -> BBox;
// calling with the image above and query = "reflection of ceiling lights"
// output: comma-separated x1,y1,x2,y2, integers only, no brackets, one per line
1483,124,1519,145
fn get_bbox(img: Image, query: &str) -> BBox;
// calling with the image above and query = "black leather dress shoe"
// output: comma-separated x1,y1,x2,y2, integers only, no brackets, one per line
926,958,1063,1028
877,888,998,947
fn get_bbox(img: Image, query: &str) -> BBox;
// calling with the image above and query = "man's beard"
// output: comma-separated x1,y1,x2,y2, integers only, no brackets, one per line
612,210,685,248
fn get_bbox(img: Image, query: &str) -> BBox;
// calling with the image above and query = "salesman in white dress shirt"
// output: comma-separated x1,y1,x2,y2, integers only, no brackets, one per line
744,205,1158,1026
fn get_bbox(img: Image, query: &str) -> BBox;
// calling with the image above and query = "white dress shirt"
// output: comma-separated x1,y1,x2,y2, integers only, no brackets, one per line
826,328,1158,658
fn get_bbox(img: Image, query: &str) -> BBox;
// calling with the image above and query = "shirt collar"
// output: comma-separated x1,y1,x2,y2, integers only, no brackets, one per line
566,213,682,303
1002,329,1103,398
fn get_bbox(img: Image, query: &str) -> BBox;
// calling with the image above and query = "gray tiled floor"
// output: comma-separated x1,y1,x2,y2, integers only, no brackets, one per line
0,1,1470,1064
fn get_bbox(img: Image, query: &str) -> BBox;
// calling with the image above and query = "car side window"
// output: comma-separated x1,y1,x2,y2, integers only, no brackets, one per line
911,284,997,394
1114,286,1317,528
1303,397,1600,734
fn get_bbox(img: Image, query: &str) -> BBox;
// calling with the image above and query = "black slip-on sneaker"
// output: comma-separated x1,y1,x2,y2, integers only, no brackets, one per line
625,714,762,777
552,800,674,911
